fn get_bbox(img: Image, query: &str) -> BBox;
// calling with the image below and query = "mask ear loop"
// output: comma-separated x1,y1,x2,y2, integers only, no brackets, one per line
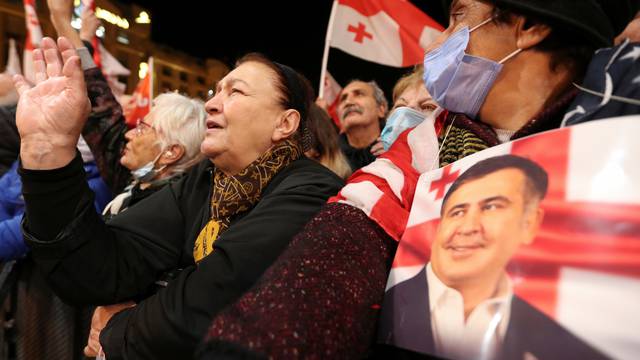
498,48,522,64
431,114,456,171
469,17,494,32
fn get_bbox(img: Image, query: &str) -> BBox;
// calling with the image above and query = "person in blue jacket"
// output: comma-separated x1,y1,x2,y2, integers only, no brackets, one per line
0,143,112,261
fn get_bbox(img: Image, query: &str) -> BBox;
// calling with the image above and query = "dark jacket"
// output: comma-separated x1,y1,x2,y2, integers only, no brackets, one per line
20,154,343,359
378,267,607,360
563,41,640,126
339,134,377,171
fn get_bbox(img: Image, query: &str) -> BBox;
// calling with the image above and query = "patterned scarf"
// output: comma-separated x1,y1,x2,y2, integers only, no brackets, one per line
193,139,303,262
438,89,578,167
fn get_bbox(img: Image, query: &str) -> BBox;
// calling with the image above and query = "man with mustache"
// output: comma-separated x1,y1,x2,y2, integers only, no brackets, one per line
336,80,387,171
379,155,606,360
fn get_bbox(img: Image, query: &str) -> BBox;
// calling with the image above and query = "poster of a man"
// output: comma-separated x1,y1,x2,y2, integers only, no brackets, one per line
379,155,606,360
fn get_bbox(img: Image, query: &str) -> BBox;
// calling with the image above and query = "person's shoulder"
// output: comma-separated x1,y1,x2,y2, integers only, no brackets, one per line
175,158,212,185
268,157,345,194
166,158,213,197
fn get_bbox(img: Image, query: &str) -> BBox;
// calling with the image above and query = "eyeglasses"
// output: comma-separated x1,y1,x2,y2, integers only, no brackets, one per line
134,119,154,136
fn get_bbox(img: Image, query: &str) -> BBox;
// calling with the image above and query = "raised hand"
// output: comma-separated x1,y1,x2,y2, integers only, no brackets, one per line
80,7,101,42
14,36,91,169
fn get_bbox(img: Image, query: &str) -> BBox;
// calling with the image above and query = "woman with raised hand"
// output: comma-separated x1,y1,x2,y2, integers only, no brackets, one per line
13,37,343,359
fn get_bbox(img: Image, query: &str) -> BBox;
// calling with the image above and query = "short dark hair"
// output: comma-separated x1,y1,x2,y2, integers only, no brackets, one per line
441,155,548,213
235,53,314,149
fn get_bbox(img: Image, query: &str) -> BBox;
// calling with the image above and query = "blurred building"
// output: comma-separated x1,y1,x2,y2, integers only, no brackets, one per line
0,0,229,100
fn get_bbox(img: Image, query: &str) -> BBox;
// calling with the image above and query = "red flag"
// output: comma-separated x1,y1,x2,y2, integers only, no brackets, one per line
22,0,43,84
328,0,443,67
124,57,153,128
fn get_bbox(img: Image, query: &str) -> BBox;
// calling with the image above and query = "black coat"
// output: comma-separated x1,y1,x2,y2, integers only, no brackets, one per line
21,155,343,359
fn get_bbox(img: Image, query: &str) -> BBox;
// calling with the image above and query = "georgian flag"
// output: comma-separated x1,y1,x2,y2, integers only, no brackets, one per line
22,0,43,84
328,0,443,67
376,116,640,360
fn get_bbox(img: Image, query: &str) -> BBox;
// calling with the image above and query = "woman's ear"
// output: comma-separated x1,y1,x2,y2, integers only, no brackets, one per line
272,109,301,142
158,144,185,166
514,16,552,50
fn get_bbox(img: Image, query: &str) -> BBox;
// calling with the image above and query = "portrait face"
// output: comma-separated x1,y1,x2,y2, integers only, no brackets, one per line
120,112,161,171
431,168,544,289
337,81,385,132
391,83,437,116
201,61,287,173
424,0,518,66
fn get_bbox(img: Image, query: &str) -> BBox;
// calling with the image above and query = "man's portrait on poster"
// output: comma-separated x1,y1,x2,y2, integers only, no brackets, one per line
379,155,607,360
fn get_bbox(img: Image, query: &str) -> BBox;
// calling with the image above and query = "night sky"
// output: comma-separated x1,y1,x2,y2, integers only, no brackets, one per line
123,0,448,98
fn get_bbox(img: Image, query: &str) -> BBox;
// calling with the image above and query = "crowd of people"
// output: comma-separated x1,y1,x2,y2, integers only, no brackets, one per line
0,0,639,359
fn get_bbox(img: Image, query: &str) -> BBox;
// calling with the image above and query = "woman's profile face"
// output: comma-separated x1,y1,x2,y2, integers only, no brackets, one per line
202,61,286,174
120,111,162,171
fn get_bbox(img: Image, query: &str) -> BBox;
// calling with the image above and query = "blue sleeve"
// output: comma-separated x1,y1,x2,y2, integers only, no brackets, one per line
0,214,28,261
88,175,113,214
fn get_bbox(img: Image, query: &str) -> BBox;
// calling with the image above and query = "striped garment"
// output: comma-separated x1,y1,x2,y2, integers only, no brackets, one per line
329,90,576,241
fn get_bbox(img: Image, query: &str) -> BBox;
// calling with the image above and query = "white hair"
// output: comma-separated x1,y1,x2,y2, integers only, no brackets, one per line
149,92,207,175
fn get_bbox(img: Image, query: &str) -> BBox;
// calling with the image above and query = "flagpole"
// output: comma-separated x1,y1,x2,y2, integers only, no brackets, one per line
319,0,338,99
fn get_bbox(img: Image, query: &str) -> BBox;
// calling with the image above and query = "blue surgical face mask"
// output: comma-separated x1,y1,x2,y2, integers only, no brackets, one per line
381,107,426,150
422,18,522,119
131,151,167,183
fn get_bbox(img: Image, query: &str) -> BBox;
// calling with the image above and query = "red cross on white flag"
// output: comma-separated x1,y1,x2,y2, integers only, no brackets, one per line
384,117,640,359
327,0,443,68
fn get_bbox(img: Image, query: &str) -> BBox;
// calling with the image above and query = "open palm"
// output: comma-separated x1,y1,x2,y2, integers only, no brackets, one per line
14,37,90,152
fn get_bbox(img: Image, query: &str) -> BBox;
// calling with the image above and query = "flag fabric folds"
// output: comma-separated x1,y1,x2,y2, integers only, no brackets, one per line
328,0,443,68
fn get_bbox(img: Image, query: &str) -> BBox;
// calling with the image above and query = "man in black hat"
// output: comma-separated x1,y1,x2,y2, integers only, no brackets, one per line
426,0,639,166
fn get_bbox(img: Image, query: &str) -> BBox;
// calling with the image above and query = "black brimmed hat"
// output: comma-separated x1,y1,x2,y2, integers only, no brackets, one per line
442,0,638,47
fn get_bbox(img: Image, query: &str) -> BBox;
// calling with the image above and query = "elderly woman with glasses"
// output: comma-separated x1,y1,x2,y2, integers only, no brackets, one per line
12,37,343,359
102,93,206,220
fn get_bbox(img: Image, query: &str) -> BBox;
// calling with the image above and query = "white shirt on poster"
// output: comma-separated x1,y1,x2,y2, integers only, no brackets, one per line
426,263,514,360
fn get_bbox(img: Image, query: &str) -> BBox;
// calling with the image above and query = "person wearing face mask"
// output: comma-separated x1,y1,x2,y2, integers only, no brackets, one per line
381,66,438,150
197,0,638,358
102,93,207,221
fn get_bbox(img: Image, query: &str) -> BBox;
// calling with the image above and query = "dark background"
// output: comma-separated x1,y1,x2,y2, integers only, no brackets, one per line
121,0,449,98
